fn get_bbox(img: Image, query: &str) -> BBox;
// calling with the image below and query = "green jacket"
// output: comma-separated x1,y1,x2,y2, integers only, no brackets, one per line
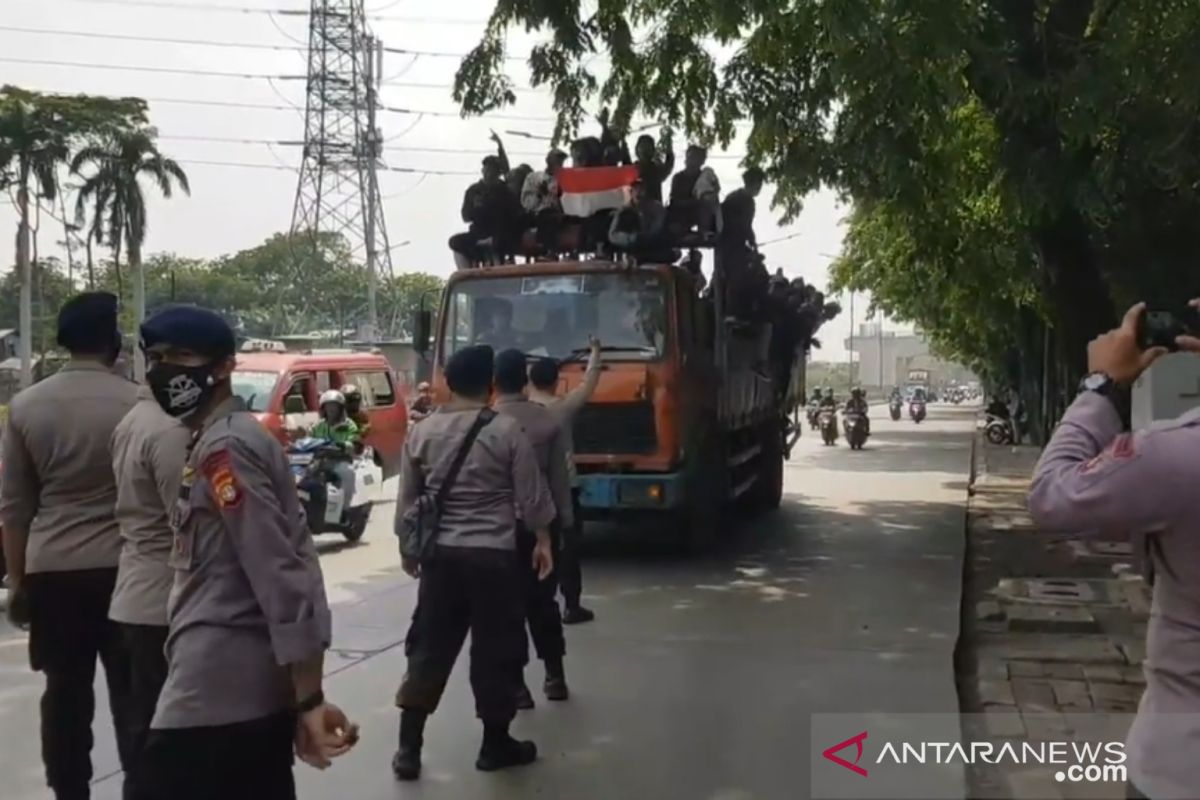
312,417,361,448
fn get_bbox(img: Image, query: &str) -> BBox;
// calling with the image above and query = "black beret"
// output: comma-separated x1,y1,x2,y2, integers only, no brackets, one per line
140,304,236,360
444,344,495,395
57,292,119,351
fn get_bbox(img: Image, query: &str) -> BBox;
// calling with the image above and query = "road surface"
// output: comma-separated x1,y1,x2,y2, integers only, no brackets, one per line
0,405,974,800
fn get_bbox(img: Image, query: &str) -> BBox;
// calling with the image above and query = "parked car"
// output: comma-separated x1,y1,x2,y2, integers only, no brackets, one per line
231,349,408,477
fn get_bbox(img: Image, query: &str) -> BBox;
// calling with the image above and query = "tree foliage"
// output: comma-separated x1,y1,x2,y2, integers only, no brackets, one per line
456,0,1200,392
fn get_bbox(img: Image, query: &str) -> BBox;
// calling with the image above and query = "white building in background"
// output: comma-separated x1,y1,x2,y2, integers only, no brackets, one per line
845,322,976,390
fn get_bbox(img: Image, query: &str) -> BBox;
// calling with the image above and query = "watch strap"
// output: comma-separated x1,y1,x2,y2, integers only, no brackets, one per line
295,689,325,714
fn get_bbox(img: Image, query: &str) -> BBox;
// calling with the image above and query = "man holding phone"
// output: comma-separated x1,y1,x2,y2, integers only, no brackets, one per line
1028,301,1200,800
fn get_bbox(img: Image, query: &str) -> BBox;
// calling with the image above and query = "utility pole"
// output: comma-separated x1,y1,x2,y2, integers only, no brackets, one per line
17,185,33,389
847,290,855,393
877,314,884,390
291,0,394,345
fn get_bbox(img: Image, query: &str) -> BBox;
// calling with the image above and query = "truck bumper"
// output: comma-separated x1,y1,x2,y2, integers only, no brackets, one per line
578,472,685,511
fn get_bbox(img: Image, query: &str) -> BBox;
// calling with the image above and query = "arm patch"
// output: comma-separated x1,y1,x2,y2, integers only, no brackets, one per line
201,449,243,510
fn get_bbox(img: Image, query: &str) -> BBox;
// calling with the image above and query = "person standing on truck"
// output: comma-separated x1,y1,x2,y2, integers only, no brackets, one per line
493,349,575,706
634,133,675,203
1,292,140,800
392,344,556,780
109,373,193,800
528,337,603,624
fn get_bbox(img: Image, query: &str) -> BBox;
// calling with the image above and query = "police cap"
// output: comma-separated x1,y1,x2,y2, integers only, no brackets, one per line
140,304,236,360
57,291,119,352
444,344,494,398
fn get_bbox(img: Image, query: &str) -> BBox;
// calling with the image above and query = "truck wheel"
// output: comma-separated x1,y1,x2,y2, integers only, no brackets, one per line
752,422,784,511
675,431,726,554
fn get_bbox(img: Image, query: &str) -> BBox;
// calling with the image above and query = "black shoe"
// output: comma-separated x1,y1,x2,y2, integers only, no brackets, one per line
392,710,425,781
562,605,595,625
543,660,569,701
477,733,538,772
515,682,535,710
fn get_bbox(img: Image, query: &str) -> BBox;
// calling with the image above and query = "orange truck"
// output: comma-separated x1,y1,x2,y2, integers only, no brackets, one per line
415,259,804,550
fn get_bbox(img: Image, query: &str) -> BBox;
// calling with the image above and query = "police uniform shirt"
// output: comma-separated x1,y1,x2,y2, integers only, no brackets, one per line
0,361,138,573
153,397,332,729
1028,391,1200,800
396,403,556,552
109,386,193,627
494,394,574,528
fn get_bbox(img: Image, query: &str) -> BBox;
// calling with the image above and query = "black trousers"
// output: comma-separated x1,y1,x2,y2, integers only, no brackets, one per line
558,491,584,609
141,712,296,800
396,546,525,724
517,525,565,664
118,624,169,800
25,568,136,800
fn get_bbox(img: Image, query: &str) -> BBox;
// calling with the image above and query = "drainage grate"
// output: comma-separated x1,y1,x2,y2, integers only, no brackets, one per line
1027,578,1096,603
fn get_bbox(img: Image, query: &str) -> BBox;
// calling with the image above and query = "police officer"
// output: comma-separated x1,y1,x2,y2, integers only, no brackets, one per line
135,306,357,800
493,349,574,706
0,292,139,800
110,362,192,800
392,344,556,781
528,337,603,623
1027,302,1200,800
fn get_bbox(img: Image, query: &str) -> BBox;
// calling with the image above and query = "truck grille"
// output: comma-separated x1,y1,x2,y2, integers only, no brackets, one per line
573,402,658,455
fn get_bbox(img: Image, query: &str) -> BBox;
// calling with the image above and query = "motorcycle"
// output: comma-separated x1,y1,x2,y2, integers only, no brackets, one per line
287,438,380,542
985,413,1015,445
909,400,927,424
889,399,902,421
807,403,821,431
819,408,839,446
844,412,869,450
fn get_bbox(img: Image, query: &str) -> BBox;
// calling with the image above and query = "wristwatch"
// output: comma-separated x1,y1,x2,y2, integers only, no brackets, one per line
295,689,325,715
1078,371,1116,396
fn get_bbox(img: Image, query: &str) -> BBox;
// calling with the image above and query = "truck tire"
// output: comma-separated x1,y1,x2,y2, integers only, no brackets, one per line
749,421,783,511
674,427,726,554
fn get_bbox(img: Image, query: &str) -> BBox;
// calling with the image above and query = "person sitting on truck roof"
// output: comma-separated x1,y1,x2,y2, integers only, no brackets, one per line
608,180,670,262
634,134,675,203
667,145,721,239
522,149,568,255
449,155,525,270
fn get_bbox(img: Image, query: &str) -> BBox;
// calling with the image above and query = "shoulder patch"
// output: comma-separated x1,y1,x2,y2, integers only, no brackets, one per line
201,450,243,510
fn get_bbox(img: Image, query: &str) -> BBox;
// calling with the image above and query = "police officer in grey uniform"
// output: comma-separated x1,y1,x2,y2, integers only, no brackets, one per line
1028,302,1200,800
109,377,192,799
0,292,139,800
393,344,556,781
494,348,574,706
134,306,357,800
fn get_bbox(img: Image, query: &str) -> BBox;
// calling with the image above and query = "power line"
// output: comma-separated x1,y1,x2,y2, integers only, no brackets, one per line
175,157,473,177
19,0,307,15
0,24,306,52
0,56,306,81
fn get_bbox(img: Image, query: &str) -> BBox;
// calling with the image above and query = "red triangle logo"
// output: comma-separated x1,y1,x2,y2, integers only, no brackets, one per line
822,730,869,777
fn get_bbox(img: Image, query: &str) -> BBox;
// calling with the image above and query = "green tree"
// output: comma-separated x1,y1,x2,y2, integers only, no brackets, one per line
0,86,145,385
455,0,1200,388
0,257,77,355
71,128,189,378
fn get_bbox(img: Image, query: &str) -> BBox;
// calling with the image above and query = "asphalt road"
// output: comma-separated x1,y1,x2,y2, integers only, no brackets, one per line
0,404,975,800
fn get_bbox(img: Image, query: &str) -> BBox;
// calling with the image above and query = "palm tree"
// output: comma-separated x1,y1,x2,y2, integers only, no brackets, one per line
0,91,70,388
72,129,189,380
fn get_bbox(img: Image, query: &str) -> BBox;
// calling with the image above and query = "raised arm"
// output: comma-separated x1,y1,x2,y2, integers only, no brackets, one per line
557,343,603,419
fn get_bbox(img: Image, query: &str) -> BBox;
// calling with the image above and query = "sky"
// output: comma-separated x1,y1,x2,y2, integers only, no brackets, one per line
0,0,904,362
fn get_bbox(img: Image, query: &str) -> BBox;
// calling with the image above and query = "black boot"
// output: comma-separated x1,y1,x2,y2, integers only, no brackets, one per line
515,678,535,710
392,709,426,781
476,723,537,772
562,605,595,625
543,658,569,701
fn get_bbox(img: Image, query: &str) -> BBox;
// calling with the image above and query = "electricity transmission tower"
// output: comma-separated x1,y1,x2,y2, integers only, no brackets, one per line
291,0,394,343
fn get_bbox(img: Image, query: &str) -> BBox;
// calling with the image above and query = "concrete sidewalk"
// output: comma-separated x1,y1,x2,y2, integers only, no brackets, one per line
957,439,1149,799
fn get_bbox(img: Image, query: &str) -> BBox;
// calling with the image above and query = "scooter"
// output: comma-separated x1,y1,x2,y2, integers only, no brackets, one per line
844,412,869,450
889,398,902,421
985,413,1015,445
807,403,822,431
287,438,380,542
819,408,839,446
910,400,927,424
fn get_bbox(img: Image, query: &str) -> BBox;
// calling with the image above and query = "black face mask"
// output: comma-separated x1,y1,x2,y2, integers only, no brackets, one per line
147,361,218,419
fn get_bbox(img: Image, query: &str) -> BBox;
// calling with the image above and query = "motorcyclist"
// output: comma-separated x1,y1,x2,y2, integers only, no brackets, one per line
340,383,371,455
311,389,361,512
843,387,870,436
819,387,838,410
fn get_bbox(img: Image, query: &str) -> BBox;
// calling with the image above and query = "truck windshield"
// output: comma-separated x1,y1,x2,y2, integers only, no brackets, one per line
232,370,279,412
441,272,668,360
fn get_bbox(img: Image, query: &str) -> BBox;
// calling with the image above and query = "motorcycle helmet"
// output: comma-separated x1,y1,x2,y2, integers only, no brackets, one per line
340,383,362,403
851,387,864,399
319,389,346,415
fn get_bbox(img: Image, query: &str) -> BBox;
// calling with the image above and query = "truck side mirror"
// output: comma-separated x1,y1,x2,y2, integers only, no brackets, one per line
413,309,432,355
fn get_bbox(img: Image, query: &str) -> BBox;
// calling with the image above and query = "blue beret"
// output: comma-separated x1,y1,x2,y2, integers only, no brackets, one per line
57,292,119,350
140,304,236,359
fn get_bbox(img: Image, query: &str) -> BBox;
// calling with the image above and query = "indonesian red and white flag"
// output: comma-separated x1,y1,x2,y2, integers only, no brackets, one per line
557,165,640,217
